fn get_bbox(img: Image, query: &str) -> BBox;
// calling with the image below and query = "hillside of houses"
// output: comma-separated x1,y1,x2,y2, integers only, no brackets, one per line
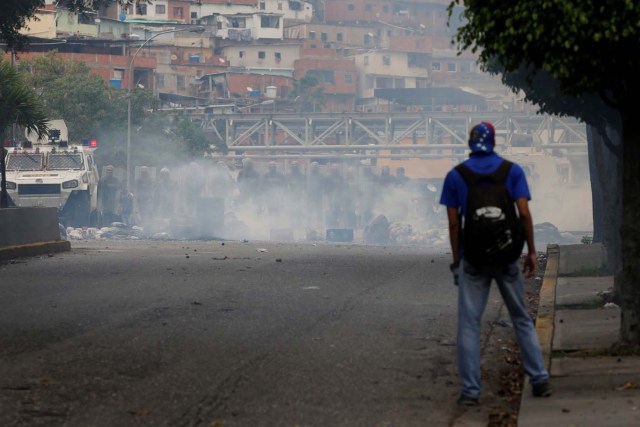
4,0,519,113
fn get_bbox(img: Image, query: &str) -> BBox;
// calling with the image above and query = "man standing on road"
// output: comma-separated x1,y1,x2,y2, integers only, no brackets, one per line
439,122,551,406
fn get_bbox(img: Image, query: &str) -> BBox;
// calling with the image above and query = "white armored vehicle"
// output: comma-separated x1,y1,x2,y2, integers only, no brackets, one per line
3,120,100,226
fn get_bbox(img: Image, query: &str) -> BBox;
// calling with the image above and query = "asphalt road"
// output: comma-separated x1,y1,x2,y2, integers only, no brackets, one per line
0,240,499,426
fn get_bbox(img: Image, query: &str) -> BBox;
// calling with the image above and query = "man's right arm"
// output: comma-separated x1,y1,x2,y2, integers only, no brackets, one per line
515,197,537,277
446,207,460,267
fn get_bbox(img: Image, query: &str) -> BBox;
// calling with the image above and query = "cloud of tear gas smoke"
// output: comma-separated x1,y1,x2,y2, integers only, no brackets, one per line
215,161,451,246
223,156,592,247
89,128,592,247
502,153,593,244
90,156,453,244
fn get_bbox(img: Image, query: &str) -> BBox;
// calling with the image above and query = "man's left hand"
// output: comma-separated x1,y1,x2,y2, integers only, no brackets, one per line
523,252,537,278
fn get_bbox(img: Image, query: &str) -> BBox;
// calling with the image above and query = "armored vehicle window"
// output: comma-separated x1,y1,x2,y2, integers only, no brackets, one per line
47,153,83,170
6,153,44,171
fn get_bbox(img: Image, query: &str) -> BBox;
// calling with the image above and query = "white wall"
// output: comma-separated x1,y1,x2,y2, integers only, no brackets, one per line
224,44,299,70
259,0,313,22
101,0,169,21
215,13,284,40
251,14,284,39
191,2,255,19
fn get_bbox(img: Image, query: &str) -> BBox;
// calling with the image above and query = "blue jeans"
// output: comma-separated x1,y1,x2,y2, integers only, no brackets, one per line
457,259,549,398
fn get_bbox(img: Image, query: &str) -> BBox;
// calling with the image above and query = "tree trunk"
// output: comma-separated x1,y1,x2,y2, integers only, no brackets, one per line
588,124,622,289
1,129,8,208
603,125,623,301
587,125,604,243
620,112,640,344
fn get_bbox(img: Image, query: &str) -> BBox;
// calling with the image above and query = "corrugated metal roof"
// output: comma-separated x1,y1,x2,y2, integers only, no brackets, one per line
375,87,486,107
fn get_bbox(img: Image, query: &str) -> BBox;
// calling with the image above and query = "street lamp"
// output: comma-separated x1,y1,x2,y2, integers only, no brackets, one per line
126,26,205,191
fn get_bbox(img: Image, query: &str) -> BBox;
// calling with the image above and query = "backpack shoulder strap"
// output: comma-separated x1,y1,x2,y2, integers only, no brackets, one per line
454,163,477,185
455,159,514,185
491,160,513,184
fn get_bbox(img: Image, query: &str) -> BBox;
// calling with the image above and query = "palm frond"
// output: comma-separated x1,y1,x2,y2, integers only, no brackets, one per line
0,59,49,139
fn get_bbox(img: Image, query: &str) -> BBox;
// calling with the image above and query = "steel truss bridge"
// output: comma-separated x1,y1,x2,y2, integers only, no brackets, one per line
194,111,588,161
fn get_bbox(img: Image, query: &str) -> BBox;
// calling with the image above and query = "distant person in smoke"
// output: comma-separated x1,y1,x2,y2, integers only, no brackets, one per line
286,161,306,195
135,166,154,219
236,159,260,208
209,161,235,202
119,190,135,226
342,167,358,229
286,161,306,228
378,165,397,187
98,165,121,226
395,167,409,187
307,162,325,229
261,161,285,220
373,165,397,218
324,164,347,228
155,167,175,218
184,161,204,217
358,166,377,228
394,167,411,221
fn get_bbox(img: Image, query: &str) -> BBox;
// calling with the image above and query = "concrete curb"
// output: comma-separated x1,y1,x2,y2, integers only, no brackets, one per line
536,244,559,371
0,240,71,261
517,245,559,425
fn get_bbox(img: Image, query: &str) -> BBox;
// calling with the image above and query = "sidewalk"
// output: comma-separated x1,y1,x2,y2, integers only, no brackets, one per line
518,243,640,426
0,240,70,261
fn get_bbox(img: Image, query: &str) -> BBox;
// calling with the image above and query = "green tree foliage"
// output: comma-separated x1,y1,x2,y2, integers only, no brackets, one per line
18,53,112,141
448,0,640,343
0,59,48,207
96,113,218,169
15,52,213,169
449,0,640,109
173,114,227,157
0,60,48,137
0,0,39,51
16,51,143,143
289,73,327,112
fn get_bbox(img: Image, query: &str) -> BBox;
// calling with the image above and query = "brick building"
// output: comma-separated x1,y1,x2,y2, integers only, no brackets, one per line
294,41,358,111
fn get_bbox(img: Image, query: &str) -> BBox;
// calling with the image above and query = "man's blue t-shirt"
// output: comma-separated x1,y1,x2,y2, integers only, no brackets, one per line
439,152,531,215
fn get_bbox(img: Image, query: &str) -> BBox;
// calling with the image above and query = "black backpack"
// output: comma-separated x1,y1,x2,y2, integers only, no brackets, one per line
455,160,525,267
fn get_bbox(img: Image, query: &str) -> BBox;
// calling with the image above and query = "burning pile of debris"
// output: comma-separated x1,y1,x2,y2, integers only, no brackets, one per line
361,215,448,246
534,222,582,247
389,222,449,246
65,223,146,240
63,220,221,241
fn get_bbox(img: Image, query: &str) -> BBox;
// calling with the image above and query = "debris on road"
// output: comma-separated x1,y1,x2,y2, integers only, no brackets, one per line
66,223,146,241
389,223,449,246
535,222,581,247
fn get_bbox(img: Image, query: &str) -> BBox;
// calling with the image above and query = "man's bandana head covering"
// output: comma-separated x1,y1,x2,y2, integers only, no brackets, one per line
468,122,495,153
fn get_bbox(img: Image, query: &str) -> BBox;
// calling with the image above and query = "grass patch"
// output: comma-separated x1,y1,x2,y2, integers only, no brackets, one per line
555,299,605,310
552,345,640,358
559,266,610,277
